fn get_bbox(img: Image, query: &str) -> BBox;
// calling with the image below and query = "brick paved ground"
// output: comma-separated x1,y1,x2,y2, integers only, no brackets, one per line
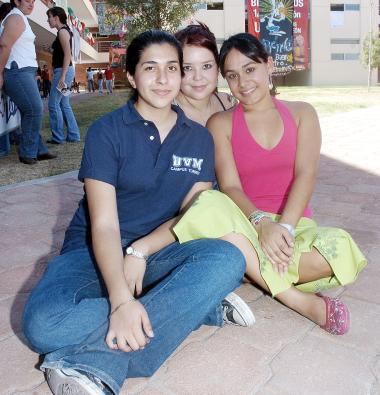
0,105,379,395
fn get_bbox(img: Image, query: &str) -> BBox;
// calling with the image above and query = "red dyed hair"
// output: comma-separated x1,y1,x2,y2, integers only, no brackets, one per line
175,23,219,64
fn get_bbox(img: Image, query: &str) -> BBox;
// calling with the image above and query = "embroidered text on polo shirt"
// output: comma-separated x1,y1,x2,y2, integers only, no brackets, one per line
171,154,204,175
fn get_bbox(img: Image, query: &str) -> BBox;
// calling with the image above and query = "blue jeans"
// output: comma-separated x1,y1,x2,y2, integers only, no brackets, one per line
22,239,245,394
3,63,48,158
0,133,10,157
106,79,113,93
98,79,103,94
48,66,80,143
87,79,95,92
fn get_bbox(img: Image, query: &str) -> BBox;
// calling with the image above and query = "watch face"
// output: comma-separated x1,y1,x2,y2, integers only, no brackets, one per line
126,247,133,254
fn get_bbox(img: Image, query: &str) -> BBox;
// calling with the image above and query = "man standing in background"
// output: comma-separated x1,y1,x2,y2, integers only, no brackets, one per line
86,67,95,93
104,64,113,94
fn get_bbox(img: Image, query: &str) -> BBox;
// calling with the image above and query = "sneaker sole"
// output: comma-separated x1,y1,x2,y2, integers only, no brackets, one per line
46,367,105,395
225,292,256,327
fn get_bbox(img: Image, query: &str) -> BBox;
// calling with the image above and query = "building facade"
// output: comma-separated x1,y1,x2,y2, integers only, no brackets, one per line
1,0,377,86
191,0,379,85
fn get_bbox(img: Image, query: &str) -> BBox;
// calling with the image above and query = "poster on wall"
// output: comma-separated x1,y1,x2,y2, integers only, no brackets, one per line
109,47,126,69
247,0,309,75
0,92,21,137
293,0,310,70
247,0,260,38
259,0,294,75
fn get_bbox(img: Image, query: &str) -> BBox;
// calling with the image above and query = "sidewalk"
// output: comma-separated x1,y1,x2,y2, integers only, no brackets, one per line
0,106,379,395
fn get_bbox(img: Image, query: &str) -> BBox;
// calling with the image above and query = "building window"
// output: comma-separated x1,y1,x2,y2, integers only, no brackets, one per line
345,4,360,11
330,4,344,11
331,53,360,60
345,53,360,60
331,53,345,60
331,38,360,44
207,2,223,10
330,4,344,26
194,3,207,10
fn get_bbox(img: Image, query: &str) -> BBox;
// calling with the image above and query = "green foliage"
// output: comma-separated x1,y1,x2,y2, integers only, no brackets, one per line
361,34,380,70
105,0,199,43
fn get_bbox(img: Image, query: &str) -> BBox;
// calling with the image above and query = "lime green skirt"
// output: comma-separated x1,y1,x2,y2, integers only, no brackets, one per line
173,190,367,296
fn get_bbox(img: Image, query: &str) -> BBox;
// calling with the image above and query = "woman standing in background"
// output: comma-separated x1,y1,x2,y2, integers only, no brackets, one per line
46,6,80,144
0,0,56,164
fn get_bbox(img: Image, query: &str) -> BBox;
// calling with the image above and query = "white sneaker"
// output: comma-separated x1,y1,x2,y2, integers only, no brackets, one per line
46,367,112,395
222,292,255,327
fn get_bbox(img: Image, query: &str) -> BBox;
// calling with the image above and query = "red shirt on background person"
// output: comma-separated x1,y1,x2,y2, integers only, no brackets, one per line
105,66,113,81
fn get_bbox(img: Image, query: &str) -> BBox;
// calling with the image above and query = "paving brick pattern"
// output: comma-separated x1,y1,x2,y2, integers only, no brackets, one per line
0,106,379,395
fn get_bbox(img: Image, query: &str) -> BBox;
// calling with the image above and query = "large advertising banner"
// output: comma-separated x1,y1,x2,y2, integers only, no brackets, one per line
259,0,294,75
247,1,310,76
293,0,310,70
247,0,260,38
0,92,21,137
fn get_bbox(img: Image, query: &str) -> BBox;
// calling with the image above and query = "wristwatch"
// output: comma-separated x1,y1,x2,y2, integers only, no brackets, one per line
125,246,148,260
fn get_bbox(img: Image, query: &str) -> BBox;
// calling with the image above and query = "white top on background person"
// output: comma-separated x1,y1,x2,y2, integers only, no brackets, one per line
0,6,37,69
86,68,94,80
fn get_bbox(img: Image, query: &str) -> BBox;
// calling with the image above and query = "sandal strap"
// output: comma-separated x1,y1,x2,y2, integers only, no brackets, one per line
317,293,350,335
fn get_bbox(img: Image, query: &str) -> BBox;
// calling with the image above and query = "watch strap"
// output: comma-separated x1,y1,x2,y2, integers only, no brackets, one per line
126,246,148,260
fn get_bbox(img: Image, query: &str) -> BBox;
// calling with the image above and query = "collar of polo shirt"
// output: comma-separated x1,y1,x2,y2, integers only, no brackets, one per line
122,98,193,128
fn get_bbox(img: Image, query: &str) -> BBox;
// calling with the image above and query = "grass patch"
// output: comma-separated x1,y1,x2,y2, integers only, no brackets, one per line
275,86,380,117
1,86,379,186
0,90,131,187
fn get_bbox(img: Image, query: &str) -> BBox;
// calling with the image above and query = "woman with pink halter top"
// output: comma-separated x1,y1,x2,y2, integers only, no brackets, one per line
174,33,366,336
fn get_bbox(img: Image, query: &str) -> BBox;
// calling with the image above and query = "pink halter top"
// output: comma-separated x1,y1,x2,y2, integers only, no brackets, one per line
231,98,312,217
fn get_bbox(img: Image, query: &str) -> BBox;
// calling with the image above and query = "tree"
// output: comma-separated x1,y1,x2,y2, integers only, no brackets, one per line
361,34,380,70
105,0,200,43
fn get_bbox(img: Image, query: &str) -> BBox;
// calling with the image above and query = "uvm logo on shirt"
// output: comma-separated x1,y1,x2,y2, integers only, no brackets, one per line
171,155,204,175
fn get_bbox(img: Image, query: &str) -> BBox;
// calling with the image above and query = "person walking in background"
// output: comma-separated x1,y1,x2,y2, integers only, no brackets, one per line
36,66,42,94
104,64,113,94
86,66,95,93
0,0,56,165
41,64,51,98
97,68,103,95
0,2,12,158
46,6,80,144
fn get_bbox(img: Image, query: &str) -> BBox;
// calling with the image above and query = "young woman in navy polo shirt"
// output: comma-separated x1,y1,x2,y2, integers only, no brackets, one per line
22,30,254,395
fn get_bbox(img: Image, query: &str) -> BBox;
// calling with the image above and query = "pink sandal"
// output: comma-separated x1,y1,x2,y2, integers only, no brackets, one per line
317,293,350,335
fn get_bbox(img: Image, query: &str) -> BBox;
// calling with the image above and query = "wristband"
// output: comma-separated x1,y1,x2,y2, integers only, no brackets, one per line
248,210,271,226
278,223,295,237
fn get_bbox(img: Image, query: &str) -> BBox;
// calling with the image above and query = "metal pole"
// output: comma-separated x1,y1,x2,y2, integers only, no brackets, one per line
367,0,373,92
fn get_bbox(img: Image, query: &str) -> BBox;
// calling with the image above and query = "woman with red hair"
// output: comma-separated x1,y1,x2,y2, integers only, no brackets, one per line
174,23,235,126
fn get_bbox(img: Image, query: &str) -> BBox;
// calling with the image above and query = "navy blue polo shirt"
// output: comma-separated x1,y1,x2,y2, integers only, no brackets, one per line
62,99,215,252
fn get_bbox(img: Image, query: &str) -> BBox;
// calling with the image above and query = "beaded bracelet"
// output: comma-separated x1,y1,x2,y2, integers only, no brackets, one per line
109,297,136,317
248,210,271,226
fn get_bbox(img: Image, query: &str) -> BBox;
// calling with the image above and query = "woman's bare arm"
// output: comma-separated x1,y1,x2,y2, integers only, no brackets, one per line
85,178,153,353
279,101,321,227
